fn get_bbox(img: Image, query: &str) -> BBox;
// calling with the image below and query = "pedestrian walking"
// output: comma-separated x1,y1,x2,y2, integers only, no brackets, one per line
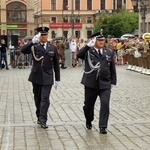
77,32,117,134
21,26,60,129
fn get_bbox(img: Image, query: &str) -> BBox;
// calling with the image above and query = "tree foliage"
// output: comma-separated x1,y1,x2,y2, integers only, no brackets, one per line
93,9,139,38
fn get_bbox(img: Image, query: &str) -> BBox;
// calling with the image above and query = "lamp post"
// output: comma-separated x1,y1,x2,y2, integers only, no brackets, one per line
77,10,80,38
71,0,74,36
62,2,64,37
131,0,149,34
62,3,69,37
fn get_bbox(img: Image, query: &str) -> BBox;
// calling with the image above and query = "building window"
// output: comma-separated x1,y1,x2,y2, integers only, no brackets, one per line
117,0,122,10
75,31,80,38
7,29,27,39
63,0,68,10
87,0,92,10
100,0,105,10
63,15,68,23
52,30,56,38
148,22,150,33
87,17,92,23
51,0,56,10
63,31,68,38
113,0,115,10
75,0,80,10
6,2,26,23
51,17,56,23
87,30,92,39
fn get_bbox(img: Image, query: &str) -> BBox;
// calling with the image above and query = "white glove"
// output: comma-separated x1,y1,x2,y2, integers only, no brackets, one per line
111,84,115,89
54,81,59,90
32,33,41,43
87,37,96,47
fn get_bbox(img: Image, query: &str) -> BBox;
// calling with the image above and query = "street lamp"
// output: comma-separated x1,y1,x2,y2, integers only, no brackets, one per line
71,0,74,36
77,11,80,38
62,4,69,37
131,0,149,34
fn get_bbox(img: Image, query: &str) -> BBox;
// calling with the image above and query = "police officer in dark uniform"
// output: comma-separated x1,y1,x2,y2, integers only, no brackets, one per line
77,32,117,134
21,27,60,129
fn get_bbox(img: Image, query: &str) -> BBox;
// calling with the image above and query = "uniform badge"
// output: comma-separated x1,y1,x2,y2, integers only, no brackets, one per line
42,27,45,31
48,51,54,54
106,55,111,61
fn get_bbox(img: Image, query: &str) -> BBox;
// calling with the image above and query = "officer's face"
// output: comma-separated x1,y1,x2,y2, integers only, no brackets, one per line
39,34,48,43
95,39,105,49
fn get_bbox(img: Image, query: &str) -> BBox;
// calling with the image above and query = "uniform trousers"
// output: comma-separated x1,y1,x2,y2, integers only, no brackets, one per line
83,86,111,128
32,83,52,123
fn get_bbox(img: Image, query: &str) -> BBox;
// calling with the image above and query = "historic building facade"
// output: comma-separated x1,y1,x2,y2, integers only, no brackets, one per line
0,0,149,42
0,0,34,42
34,0,134,39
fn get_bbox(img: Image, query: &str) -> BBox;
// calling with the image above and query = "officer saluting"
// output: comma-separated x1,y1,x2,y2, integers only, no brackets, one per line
77,32,117,134
21,27,60,129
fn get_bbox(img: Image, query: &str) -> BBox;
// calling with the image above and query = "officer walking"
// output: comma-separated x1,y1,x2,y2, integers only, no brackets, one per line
77,32,117,134
21,27,60,129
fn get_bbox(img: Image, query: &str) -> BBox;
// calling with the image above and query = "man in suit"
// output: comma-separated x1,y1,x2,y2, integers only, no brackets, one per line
77,32,117,134
21,27,60,129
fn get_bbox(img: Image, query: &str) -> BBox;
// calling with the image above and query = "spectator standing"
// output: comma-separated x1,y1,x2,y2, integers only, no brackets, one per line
0,39,9,70
9,43,15,68
116,39,122,65
78,39,85,66
69,35,77,67
59,37,67,69
65,39,72,68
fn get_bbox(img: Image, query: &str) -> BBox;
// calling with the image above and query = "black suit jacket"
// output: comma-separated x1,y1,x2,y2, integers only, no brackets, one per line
77,45,117,89
21,41,60,85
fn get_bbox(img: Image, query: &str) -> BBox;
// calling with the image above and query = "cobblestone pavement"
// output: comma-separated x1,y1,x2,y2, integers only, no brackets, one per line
0,65,150,150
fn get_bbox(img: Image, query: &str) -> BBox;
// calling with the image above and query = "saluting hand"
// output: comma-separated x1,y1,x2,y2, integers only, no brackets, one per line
32,33,41,44
87,37,96,47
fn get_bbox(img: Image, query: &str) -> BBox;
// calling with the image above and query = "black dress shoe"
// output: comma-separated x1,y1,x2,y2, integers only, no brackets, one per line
86,121,92,130
37,120,41,125
61,66,67,69
41,122,48,129
100,128,107,134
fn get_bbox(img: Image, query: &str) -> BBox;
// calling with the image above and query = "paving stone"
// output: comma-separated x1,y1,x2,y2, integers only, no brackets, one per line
0,65,150,150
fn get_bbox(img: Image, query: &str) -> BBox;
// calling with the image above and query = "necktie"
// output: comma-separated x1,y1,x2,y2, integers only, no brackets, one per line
98,49,102,57
41,43,45,49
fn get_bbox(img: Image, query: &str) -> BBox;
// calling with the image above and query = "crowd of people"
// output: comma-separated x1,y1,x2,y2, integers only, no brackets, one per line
0,32,150,76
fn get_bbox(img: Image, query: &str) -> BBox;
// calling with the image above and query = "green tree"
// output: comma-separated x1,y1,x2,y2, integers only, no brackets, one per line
93,9,138,38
